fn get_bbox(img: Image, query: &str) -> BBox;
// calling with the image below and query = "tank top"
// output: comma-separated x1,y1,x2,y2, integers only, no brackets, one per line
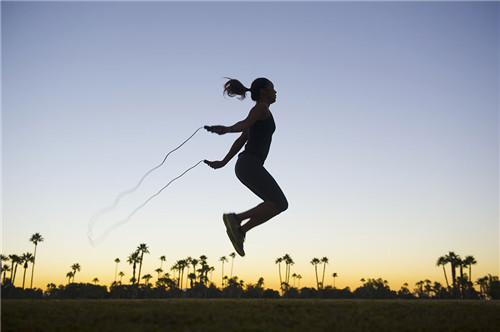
241,112,276,163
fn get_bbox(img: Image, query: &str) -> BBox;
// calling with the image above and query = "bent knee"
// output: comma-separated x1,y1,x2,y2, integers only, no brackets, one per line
274,197,288,214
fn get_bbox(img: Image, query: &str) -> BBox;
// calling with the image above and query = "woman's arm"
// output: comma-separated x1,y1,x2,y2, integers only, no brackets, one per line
206,103,268,135
205,131,248,169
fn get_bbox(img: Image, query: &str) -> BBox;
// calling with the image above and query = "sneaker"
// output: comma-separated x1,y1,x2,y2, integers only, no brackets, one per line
223,213,245,256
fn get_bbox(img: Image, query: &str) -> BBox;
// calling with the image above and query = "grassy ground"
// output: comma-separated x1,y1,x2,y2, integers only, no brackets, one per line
2,299,500,331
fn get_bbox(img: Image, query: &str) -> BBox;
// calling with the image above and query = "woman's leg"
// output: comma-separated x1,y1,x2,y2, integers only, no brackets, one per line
234,155,288,234
236,201,280,233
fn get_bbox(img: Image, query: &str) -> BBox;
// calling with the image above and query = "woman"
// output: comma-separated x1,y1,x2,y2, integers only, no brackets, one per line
205,78,288,257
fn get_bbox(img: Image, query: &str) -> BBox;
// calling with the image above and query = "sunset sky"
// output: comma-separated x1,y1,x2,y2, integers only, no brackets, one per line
2,0,499,291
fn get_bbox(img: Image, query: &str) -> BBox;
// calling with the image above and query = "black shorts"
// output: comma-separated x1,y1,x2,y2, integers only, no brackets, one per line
235,153,288,212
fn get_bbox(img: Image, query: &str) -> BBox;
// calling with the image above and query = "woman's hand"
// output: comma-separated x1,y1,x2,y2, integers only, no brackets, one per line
204,160,226,169
205,125,228,135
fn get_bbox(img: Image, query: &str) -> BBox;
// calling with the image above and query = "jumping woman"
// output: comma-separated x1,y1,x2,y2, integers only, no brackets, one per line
205,78,288,257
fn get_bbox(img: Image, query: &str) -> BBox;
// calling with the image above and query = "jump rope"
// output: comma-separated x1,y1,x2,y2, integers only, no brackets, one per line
88,126,214,246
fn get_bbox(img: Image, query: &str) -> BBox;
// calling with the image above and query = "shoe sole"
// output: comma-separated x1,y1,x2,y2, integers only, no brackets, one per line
223,214,245,256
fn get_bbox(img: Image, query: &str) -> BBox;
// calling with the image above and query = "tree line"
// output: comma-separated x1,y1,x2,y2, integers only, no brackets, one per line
2,234,499,300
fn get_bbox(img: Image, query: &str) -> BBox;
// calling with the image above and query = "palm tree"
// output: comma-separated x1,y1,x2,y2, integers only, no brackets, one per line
92,277,99,285
9,254,21,286
66,271,74,284
178,259,188,289
297,274,302,288
29,232,44,289
159,255,166,270
2,264,10,284
291,273,297,287
415,280,424,297
320,257,329,289
71,263,81,283
171,261,180,287
127,251,140,284
20,252,34,289
275,257,283,291
332,272,338,288
282,254,294,288
476,276,488,298
445,251,461,295
118,271,125,283
463,255,477,283
1,255,9,283
310,258,320,290
114,258,120,282
190,258,198,277
229,252,236,278
155,268,163,281
436,256,450,288
219,256,228,287
142,274,153,285
188,273,196,288
136,243,150,285
424,279,432,297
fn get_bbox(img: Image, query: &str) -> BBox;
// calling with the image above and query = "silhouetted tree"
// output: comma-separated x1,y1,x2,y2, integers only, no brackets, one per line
463,255,477,283
321,257,329,289
66,271,74,284
92,277,99,285
136,243,150,285
114,258,120,283
71,263,81,283
229,252,236,278
219,256,228,287
159,255,166,270
310,258,320,290
21,253,34,289
9,254,21,285
436,256,450,288
29,233,44,289
118,271,125,284
275,257,283,292
445,251,461,296
354,278,396,299
282,254,294,290
297,274,302,288
332,272,338,288
127,251,140,285
142,274,152,285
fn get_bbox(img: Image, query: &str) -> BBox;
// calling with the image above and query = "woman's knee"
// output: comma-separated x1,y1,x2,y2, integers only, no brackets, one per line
273,197,288,214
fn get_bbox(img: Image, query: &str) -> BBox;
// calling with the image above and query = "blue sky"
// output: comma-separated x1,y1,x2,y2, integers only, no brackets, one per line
2,1,499,290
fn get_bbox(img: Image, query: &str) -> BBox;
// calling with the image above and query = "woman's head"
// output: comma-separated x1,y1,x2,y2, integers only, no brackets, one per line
224,77,275,103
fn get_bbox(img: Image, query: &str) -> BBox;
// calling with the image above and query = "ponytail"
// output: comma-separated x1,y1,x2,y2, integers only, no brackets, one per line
223,78,249,100
223,77,272,102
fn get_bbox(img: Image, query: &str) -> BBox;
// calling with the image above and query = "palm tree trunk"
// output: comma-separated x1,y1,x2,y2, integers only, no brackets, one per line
314,265,319,290
132,263,137,285
12,264,19,284
137,253,144,285
278,263,283,292
30,244,37,289
321,263,326,289
22,266,27,289
442,265,449,288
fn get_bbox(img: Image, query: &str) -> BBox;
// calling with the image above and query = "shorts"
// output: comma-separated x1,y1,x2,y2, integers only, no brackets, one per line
235,153,288,213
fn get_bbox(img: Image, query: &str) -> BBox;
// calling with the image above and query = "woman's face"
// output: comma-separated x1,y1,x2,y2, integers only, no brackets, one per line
262,82,277,105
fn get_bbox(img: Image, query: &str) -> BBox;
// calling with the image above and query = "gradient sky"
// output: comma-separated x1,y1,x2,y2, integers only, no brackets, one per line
2,0,499,291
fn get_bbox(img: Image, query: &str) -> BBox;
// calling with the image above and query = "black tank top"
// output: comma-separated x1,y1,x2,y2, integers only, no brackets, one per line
241,113,276,163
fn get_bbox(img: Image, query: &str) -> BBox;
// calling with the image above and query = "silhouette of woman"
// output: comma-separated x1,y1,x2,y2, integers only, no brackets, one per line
205,78,288,256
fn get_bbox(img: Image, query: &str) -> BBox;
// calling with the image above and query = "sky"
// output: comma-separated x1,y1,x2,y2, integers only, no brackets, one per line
2,0,499,292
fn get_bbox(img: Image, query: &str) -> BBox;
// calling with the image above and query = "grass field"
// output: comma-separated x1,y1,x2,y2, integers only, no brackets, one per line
2,299,500,331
